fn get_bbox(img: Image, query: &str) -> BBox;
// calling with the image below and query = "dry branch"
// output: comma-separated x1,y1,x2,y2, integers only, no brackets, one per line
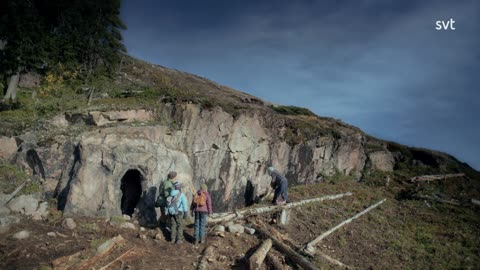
209,192,353,224
304,199,386,254
411,173,465,182
249,239,272,270
4,181,27,206
197,245,215,270
252,223,319,270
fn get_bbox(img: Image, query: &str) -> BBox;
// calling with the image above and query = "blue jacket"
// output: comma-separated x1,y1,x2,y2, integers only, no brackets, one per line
166,189,188,215
270,170,288,189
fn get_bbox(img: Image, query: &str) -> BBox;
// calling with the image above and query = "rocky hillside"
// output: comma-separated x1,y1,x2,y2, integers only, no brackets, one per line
1,56,479,220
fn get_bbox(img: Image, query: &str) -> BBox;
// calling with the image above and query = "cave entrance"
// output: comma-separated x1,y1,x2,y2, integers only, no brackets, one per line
120,169,143,216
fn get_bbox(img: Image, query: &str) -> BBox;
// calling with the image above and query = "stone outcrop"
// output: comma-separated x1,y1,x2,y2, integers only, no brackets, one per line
6,103,465,221
369,151,395,172
88,110,154,126
29,104,366,220
0,136,17,161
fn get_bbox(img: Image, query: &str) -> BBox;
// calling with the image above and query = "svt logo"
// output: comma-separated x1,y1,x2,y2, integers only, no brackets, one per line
435,18,456,30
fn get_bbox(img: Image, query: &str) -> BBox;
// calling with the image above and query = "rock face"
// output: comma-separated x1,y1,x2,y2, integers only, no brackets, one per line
0,136,17,161
369,151,395,172
7,195,39,215
62,218,77,230
9,100,467,226
32,104,366,220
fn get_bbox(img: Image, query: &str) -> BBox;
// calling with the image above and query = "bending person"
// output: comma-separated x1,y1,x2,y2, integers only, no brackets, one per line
267,167,289,205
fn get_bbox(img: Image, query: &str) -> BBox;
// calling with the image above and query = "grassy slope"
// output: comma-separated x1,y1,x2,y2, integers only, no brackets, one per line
287,181,480,269
1,55,479,268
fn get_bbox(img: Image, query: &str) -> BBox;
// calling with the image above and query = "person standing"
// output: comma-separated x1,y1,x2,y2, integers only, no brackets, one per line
267,167,289,205
191,183,212,244
167,182,188,244
156,171,177,224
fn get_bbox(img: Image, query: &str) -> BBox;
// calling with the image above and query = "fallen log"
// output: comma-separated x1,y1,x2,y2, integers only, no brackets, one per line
99,247,136,270
411,173,465,182
197,245,215,270
314,250,351,269
412,194,460,206
472,199,480,207
252,223,319,270
257,220,351,269
209,192,353,224
249,239,273,270
266,253,287,270
304,199,386,254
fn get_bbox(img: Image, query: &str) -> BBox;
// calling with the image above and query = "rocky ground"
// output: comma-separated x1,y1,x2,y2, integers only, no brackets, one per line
1,178,479,270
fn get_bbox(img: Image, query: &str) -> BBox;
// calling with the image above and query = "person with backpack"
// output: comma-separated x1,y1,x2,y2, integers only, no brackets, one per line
166,182,188,244
190,183,212,244
267,167,289,205
156,171,177,223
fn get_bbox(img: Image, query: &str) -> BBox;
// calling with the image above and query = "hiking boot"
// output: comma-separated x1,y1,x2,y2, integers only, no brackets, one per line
200,239,205,244
194,239,199,244
175,240,184,244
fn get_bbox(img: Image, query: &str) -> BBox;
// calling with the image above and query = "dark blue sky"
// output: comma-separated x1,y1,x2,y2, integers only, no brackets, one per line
120,0,480,170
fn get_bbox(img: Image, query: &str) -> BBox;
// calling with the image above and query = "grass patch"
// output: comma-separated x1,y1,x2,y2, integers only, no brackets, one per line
362,169,393,187
19,181,42,195
288,181,479,269
270,105,315,116
80,222,99,233
0,163,28,194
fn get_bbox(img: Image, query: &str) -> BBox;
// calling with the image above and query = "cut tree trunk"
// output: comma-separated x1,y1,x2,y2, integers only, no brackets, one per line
3,72,20,101
252,224,319,270
304,199,386,254
209,192,353,224
249,239,272,270
411,173,465,182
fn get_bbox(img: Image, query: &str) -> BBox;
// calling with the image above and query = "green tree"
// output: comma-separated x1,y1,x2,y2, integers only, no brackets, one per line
0,0,127,101
0,0,49,101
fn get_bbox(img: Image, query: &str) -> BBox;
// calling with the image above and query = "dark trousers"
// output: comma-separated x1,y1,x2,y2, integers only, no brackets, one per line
273,180,288,204
168,213,184,241
194,212,208,241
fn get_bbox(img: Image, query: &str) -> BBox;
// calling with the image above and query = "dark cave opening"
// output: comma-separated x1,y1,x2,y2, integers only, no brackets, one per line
120,169,143,216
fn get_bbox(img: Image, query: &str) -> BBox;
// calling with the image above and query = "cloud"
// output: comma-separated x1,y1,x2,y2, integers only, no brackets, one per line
121,0,480,169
